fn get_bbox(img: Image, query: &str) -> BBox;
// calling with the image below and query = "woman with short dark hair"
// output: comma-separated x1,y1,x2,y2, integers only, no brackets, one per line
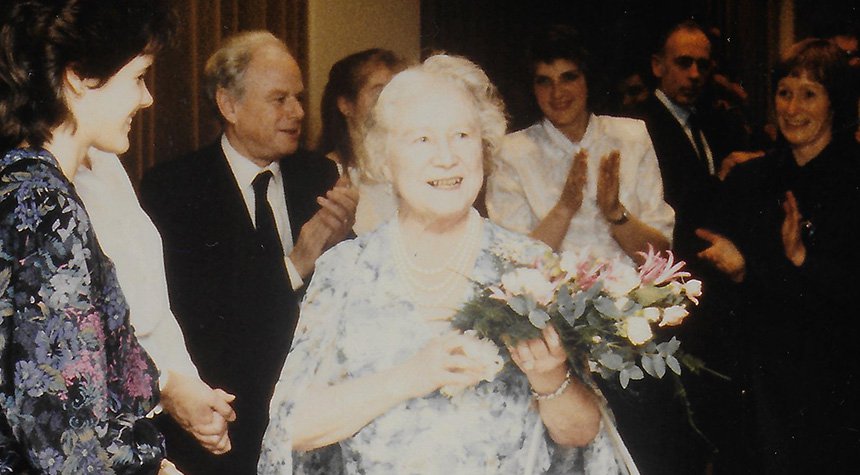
486,25,674,265
0,1,180,473
699,38,860,471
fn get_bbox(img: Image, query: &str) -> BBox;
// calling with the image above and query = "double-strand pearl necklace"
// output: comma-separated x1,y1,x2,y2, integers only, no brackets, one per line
392,209,482,314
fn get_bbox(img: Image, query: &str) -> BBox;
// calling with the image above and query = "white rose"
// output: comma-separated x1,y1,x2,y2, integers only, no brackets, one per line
660,305,689,327
641,307,661,322
624,316,653,345
683,280,702,304
559,248,592,274
441,331,504,397
602,261,641,297
501,268,555,304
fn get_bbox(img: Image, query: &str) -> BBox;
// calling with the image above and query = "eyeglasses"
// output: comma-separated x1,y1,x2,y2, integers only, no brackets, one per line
673,56,713,73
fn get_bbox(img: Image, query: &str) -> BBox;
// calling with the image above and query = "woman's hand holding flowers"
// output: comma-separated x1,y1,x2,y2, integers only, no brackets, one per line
508,325,570,396
402,332,496,398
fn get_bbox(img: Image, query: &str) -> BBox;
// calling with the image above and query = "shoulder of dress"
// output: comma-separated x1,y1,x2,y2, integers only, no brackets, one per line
483,219,552,255
596,115,650,141
1,154,72,201
316,233,370,270
498,128,542,164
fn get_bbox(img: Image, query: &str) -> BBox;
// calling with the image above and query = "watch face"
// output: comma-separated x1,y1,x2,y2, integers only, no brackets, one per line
611,210,629,225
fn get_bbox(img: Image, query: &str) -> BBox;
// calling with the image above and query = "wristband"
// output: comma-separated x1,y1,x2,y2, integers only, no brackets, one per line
531,369,572,401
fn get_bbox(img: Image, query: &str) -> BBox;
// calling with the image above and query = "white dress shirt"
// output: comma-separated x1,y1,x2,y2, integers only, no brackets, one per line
655,89,715,175
221,135,304,289
487,114,675,265
75,149,199,382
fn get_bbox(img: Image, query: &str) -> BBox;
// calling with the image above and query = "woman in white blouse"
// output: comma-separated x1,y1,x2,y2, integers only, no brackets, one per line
487,25,673,265
75,149,237,455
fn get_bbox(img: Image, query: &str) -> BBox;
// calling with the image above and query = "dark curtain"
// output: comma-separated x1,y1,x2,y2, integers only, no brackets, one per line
125,0,307,186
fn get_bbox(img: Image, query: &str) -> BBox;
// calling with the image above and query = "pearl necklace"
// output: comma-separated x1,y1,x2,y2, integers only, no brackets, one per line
392,209,482,308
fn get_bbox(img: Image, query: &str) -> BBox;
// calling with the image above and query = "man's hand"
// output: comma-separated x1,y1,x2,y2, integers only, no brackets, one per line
559,150,588,215
160,372,236,454
289,177,358,279
596,150,625,222
696,228,746,282
717,150,764,181
781,191,806,266
317,176,359,247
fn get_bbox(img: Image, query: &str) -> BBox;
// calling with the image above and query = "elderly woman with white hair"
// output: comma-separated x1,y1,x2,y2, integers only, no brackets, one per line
258,55,629,474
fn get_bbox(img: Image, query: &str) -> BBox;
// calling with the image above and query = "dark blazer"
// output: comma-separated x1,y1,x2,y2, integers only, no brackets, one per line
621,95,754,474
140,141,339,475
635,94,746,260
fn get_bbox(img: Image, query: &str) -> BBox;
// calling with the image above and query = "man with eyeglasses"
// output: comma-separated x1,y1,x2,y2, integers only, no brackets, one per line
634,19,756,474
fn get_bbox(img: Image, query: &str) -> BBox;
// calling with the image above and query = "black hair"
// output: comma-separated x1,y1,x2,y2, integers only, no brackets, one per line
318,48,403,168
0,0,174,150
773,38,857,137
528,24,590,78
527,24,606,113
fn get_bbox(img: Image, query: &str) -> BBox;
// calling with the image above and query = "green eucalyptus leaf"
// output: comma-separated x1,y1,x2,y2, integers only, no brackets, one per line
572,291,588,320
594,296,622,318
641,354,657,378
508,296,529,316
599,352,624,371
528,308,551,329
632,285,672,306
666,355,682,375
658,336,681,356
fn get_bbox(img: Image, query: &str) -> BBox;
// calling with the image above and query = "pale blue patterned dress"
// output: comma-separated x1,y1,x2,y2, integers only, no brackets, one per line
259,217,626,474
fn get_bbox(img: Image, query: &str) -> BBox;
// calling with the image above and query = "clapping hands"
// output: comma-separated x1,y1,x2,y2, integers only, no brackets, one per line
559,149,626,223
559,150,588,214
781,191,806,266
290,176,359,279
597,150,626,222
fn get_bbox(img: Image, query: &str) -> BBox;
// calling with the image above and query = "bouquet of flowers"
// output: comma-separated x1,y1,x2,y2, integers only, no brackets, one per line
452,244,707,390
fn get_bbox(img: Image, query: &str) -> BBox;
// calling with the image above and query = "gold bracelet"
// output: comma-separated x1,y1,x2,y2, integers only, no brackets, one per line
530,369,572,401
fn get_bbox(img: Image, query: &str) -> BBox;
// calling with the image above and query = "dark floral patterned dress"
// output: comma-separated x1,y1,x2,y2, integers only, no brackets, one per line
0,148,164,474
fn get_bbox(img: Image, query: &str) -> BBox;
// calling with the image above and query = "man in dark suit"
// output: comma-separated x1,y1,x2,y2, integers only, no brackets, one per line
140,31,356,475
633,20,755,474
640,21,753,260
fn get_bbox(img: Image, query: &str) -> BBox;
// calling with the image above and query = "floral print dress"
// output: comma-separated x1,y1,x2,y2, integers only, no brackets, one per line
258,218,626,474
0,149,164,474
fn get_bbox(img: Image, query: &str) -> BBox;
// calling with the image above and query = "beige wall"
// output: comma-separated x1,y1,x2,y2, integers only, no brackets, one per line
306,0,421,149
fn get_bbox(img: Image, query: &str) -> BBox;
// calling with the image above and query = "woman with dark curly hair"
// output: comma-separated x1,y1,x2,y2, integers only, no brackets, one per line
699,38,860,472
0,1,184,473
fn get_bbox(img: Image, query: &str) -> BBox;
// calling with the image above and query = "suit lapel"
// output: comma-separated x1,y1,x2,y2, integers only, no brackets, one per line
204,143,258,244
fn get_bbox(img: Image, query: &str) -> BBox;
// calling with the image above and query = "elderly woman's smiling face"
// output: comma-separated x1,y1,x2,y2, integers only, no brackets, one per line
382,76,483,225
